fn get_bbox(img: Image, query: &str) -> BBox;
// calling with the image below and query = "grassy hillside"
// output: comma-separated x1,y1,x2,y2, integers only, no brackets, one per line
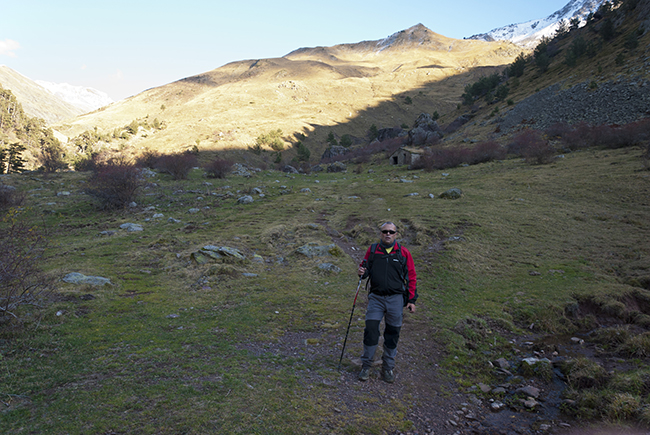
1,142,649,433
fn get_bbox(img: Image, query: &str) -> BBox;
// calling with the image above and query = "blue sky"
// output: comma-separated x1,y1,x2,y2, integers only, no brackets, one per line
1,0,571,101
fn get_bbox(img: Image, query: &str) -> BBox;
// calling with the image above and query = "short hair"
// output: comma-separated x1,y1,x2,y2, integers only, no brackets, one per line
379,221,397,230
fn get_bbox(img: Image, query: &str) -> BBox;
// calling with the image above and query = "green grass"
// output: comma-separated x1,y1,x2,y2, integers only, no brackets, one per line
2,145,650,432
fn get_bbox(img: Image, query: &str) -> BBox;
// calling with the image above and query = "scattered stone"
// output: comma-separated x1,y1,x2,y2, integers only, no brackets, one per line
231,163,254,177
99,230,116,236
251,187,263,195
168,217,182,224
166,314,180,318
318,263,342,273
516,385,540,399
300,188,312,193
495,358,510,369
571,337,585,345
242,273,258,277
120,223,144,232
478,383,491,393
62,272,113,286
439,188,463,199
400,178,414,183
307,223,320,230
327,161,347,173
428,193,435,199
282,165,299,174
490,401,506,412
152,213,164,219
404,192,419,197
57,191,71,196
491,387,506,395
321,146,349,160
188,208,201,214
252,254,264,263
237,195,254,204
296,242,343,258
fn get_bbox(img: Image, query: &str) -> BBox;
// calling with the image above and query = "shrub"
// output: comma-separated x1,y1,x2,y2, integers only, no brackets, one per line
294,141,311,162
154,152,198,180
339,134,353,147
256,129,284,151
203,158,233,179
0,209,53,322
85,160,143,210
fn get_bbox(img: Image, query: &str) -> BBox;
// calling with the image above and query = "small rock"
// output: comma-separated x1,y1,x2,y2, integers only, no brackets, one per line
490,401,505,412
166,314,180,318
237,195,254,204
120,223,144,232
188,208,201,214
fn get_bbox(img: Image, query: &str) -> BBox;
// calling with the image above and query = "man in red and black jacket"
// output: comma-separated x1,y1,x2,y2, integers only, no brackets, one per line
357,221,417,383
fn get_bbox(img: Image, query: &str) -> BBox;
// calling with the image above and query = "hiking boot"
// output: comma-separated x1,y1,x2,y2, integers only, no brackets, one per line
358,367,370,381
382,368,395,383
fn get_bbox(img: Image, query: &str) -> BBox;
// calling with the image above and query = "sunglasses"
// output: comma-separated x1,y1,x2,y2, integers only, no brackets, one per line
381,230,396,234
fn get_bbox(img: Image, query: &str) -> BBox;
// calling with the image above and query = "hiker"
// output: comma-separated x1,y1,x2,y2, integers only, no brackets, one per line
357,221,417,383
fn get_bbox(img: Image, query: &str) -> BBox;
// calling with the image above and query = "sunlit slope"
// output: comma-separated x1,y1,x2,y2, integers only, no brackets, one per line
53,25,523,153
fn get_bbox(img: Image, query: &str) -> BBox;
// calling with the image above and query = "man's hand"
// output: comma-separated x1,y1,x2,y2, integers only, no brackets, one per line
406,303,416,313
357,266,366,277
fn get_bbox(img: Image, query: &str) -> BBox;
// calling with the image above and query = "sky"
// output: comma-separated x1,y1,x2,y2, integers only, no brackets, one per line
1,0,573,101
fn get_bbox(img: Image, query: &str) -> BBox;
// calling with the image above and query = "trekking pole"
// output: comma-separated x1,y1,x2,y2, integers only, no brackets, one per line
338,277,364,371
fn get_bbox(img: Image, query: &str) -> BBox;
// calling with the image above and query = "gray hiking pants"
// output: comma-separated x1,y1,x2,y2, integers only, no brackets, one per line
361,293,403,371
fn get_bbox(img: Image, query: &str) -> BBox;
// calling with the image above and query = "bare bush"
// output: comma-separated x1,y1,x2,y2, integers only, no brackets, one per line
135,149,162,169
508,129,555,164
154,152,198,180
85,160,143,210
0,210,53,321
203,158,233,179
466,141,507,165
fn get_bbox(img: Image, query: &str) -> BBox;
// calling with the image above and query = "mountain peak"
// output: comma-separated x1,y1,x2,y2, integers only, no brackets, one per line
468,0,607,46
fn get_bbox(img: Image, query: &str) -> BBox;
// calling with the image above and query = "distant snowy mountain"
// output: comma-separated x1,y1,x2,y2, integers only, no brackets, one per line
35,80,113,113
467,0,607,47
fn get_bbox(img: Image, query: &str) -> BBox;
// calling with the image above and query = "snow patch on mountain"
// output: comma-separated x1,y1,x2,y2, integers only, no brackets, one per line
467,0,607,47
35,80,114,113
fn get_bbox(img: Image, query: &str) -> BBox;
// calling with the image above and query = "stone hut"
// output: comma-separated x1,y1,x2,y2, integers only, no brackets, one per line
389,146,425,167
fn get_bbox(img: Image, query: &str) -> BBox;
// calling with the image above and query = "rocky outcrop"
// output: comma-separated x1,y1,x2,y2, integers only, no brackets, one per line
407,113,444,145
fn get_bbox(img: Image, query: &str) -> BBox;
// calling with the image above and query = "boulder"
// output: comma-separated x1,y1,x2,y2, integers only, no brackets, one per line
439,188,463,199
296,242,343,258
376,127,407,142
318,263,342,273
321,146,349,160
237,195,254,204
407,113,444,145
120,223,144,232
327,162,347,173
62,272,112,286
282,165,299,174
231,163,254,177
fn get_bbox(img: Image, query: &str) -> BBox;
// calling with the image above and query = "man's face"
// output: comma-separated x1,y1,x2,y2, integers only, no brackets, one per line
380,224,397,245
